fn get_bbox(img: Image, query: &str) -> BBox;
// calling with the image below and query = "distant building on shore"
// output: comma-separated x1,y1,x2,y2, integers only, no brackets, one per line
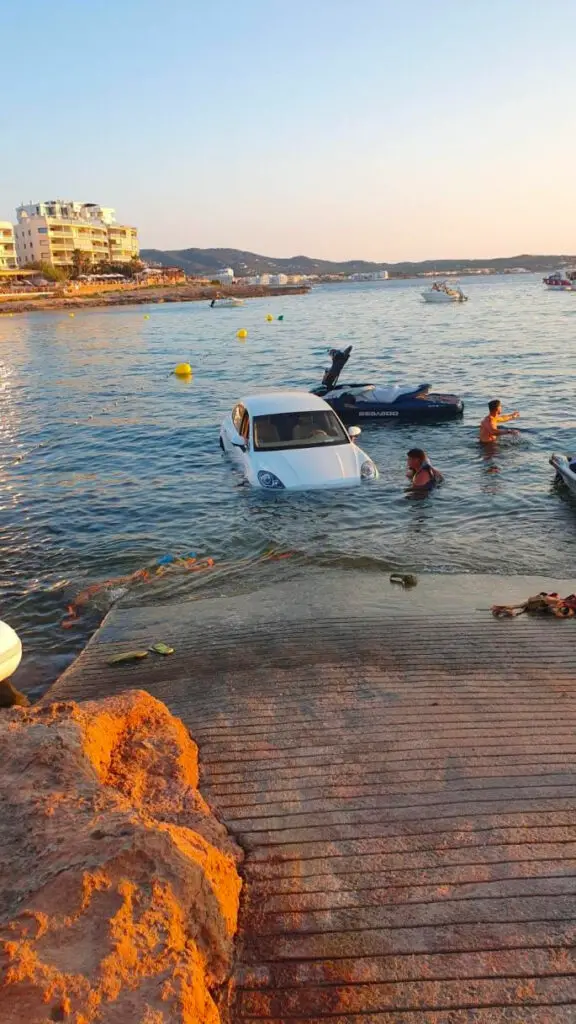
348,270,389,281
241,272,311,287
14,200,139,269
0,222,17,269
211,266,234,285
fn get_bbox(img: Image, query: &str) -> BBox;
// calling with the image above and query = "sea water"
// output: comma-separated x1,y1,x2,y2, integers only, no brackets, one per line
1,274,575,693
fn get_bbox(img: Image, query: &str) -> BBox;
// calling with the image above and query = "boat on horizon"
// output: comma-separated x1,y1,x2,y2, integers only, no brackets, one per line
543,273,573,291
210,297,244,308
421,281,468,304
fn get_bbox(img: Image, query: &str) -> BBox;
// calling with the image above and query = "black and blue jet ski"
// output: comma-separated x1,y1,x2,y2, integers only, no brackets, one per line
312,346,464,425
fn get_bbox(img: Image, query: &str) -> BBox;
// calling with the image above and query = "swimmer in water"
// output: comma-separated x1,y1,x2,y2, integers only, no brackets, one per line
406,448,444,490
479,400,520,443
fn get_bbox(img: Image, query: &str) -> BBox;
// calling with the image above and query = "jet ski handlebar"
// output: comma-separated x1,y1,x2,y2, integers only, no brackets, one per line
321,345,353,390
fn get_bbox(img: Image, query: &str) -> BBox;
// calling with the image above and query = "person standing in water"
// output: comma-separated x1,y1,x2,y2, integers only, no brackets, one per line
406,448,443,490
479,400,520,443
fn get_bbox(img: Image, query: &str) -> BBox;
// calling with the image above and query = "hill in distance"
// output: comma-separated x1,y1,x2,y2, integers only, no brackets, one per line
140,246,574,277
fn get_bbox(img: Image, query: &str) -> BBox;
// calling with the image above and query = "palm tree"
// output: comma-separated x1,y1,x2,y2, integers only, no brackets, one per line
71,249,92,279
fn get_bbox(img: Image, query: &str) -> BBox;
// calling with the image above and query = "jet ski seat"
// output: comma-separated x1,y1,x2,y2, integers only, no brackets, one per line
355,384,431,404
336,385,430,403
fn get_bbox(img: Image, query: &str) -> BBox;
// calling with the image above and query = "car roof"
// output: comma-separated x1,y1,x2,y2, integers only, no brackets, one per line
239,390,333,416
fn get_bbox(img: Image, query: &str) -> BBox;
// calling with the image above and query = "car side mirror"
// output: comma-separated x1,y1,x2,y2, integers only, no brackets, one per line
348,426,361,439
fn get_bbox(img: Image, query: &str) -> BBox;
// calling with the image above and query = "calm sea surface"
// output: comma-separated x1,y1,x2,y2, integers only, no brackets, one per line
1,275,575,695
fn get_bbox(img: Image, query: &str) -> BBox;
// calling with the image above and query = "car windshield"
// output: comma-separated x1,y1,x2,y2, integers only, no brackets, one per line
253,410,349,450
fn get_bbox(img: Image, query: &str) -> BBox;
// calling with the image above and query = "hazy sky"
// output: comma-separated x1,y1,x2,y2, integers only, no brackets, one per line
2,0,575,261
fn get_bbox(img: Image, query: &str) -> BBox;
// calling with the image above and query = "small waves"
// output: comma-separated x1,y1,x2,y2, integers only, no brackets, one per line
1,276,575,694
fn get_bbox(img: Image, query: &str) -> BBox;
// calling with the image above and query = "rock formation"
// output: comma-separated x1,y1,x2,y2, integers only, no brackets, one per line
0,679,29,707
0,690,242,1023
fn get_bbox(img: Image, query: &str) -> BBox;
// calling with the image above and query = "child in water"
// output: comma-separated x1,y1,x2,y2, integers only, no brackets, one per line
479,400,520,443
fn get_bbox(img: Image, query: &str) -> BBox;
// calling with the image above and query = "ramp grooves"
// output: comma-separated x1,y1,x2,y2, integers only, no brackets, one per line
49,572,576,1020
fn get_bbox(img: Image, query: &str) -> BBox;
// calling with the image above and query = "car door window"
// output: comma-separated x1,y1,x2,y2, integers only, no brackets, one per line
239,411,250,444
232,404,245,432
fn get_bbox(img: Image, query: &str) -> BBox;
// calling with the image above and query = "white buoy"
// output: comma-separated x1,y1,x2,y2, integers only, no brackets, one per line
0,621,22,682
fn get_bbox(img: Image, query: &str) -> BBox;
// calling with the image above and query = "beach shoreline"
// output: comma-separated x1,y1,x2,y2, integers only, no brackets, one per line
0,282,309,315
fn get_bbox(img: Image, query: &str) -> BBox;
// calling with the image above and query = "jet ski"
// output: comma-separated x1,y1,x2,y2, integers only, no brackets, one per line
311,346,464,425
550,454,576,497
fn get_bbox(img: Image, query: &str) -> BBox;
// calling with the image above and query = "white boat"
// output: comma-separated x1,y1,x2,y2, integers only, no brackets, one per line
550,454,576,496
421,281,468,304
210,297,244,308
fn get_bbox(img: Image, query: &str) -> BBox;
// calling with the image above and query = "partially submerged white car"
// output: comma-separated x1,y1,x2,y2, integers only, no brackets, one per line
220,390,378,490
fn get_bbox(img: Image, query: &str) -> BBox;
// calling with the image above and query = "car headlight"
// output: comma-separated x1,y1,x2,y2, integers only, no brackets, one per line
257,470,285,489
361,460,377,480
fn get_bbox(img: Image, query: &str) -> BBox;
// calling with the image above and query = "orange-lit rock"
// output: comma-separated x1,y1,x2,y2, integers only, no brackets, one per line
0,691,242,1023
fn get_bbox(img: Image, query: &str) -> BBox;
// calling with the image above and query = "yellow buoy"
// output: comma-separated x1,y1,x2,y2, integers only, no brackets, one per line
144,314,150,319
174,362,192,377
69,312,75,318
237,329,248,339
266,314,274,322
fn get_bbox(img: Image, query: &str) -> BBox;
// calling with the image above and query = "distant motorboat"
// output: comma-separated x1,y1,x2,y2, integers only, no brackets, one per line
210,297,244,308
543,274,572,291
421,281,468,304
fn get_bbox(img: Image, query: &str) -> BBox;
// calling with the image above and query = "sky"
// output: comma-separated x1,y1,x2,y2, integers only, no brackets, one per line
2,0,576,262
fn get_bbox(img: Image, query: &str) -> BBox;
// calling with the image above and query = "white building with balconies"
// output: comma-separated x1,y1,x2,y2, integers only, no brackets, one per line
14,200,138,269
0,222,17,269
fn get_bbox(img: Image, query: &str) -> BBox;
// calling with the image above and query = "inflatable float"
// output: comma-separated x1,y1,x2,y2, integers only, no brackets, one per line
0,621,22,682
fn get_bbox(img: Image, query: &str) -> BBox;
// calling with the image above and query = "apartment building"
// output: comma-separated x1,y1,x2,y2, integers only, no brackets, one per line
14,200,138,269
107,223,139,263
0,222,17,269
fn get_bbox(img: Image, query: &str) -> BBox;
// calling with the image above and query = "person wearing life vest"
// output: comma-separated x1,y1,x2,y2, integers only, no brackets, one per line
479,399,520,443
406,448,443,490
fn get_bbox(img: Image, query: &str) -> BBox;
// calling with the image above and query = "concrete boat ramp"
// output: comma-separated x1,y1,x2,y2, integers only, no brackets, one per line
49,570,576,1022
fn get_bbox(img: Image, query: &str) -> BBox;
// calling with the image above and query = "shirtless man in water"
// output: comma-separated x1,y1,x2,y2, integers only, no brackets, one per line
479,400,520,443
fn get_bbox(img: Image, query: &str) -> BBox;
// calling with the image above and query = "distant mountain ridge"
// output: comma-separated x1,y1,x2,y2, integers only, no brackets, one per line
140,246,574,277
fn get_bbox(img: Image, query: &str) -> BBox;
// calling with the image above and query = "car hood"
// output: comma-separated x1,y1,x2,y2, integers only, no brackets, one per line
254,444,367,489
